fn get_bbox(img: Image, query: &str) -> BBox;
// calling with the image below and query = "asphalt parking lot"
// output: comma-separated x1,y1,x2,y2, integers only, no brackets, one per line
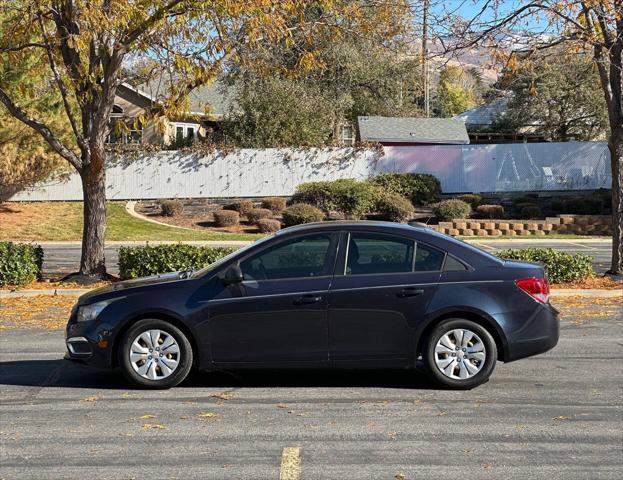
1,298,621,480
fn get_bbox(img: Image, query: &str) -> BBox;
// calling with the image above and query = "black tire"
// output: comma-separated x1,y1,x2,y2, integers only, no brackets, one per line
423,318,497,390
118,318,193,389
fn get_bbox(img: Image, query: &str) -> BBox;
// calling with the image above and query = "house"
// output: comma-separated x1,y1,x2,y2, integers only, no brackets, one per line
109,79,235,146
454,97,546,144
357,116,470,145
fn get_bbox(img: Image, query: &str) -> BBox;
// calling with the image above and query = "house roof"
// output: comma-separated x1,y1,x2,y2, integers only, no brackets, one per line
123,78,237,118
454,96,509,126
357,116,470,144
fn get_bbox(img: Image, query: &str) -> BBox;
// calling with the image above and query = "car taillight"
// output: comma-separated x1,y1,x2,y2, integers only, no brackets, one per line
515,277,550,304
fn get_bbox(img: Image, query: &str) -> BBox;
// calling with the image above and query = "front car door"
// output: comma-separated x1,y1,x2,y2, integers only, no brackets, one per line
328,230,444,365
206,232,339,365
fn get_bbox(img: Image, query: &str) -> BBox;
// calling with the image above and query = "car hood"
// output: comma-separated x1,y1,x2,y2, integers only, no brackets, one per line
78,271,189,304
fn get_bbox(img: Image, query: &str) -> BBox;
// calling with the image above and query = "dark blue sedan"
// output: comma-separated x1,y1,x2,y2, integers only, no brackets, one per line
65,221,559,389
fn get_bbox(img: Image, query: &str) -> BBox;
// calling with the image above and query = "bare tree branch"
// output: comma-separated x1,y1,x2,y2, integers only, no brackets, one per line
0,87,82,170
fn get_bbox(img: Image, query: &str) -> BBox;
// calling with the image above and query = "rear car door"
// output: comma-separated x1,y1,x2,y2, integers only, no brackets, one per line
207,232,338,364
328,231,443,363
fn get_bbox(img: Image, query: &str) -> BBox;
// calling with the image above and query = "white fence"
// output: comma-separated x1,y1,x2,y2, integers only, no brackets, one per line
9,142,611,201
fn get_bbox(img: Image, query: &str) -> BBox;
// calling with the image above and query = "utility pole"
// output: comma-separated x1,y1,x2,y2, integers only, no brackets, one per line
422,0,430,117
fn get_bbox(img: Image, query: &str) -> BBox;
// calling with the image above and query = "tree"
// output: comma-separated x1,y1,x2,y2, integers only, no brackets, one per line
435,65,482,117
438,0,623,276
0,0,409,279
491,52,608,141
221,35,422,147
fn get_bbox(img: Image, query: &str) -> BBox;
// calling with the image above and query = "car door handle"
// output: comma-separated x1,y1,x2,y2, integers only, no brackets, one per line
397,287,424,298
294,294,323,305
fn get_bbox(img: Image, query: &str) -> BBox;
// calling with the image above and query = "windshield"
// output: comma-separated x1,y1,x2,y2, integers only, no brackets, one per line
191,234,277,278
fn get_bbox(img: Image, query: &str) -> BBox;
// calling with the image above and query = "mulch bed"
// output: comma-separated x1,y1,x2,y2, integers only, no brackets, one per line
136,199,266,234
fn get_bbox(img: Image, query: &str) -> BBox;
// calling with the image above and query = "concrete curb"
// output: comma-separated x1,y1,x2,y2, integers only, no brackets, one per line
125,201,199,231
1,288,620,299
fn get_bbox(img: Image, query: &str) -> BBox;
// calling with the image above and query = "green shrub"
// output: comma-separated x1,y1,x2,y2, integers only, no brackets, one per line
432,199,471,221
457,194,482,209
256,218,282,233
0,242,44,286
281,203,325,227
291,179,376,218
552,197,605,215
223,200,254,216
213,210,240,227
261,197,287,213
159,199,183,217
369,173,441,205
475,204,504,219
512,194,538,206
495,248,594,284
374,192,415,223
118,244,236,280
247,208,273,223
520,205,542,219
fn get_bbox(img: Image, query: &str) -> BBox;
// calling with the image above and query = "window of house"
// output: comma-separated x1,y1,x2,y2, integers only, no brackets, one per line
341,123,355,146
105,119,142,144
345,233,414,275
171,122,199,144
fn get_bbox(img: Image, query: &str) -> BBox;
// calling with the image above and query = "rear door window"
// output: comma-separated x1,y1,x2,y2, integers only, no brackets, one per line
345,233,414,275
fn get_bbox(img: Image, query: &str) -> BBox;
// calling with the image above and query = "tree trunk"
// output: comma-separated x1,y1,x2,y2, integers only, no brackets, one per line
607,129,623,276
79,158,107,277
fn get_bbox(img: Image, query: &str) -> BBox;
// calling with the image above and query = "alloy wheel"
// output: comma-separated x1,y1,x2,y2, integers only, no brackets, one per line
129,329,180,380
434,328,486,380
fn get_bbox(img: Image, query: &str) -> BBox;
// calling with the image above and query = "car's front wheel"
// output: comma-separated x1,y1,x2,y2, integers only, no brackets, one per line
423,318,497,389
118,319,193,389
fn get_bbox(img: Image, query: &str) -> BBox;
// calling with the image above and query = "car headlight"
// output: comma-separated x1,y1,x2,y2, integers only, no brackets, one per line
76,299,115,323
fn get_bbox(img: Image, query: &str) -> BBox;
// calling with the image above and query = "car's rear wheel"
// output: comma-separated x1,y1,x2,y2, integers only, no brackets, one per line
423,318,497,389
118,319,193,389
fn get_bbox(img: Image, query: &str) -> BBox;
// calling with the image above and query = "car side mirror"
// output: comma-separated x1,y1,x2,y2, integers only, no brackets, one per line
222,265,244,285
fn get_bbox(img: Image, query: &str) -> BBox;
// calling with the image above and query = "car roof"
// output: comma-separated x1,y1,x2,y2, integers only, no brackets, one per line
277,220,426,235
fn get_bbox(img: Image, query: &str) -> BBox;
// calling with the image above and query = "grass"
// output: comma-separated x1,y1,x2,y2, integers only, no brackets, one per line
0,202,263,242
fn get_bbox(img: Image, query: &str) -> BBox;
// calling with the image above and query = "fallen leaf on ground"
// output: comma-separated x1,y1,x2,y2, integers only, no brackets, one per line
198,412,218,418
83,396,99,402
138,414,156,419
142,424,166,430
211,392,234,401
552,416,572,421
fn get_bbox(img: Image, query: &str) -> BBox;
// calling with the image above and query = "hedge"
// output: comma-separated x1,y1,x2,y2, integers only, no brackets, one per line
281,203,325,227
118,244,236,279
374,191,415,223
0,241,44,286
495,248,594,284
369,173,441,205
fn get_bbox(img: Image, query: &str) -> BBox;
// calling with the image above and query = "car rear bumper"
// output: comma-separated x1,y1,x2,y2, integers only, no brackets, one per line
504,303,560,362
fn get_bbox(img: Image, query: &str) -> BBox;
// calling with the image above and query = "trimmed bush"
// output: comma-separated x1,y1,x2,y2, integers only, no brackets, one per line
261,197,287,213
0,242,44,286
246,208,273,223
512,194,539,206
475,204,504,219
551,197,605,215
495,248,594,284
291,179,376,218
282,203,324,227
369,173,441,205
223,200,254,216
213,210,240,227
256,218,282,233
457,194,482,209
374,192,415,223
432,199,471,221
118,244,236,280
159,199,183,217
520,205,542,219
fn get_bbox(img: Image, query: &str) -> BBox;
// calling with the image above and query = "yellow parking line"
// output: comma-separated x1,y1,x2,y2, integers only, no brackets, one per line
279,447,301,480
